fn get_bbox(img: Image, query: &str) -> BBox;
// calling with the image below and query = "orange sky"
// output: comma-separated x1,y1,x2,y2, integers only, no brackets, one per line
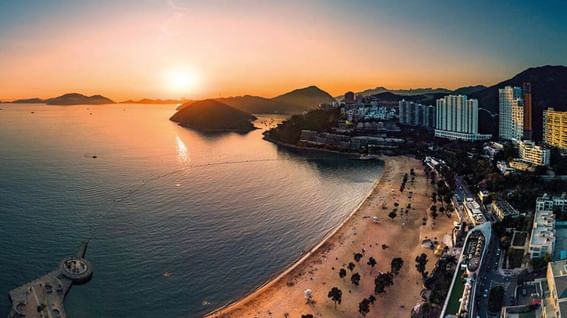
1,1,564,101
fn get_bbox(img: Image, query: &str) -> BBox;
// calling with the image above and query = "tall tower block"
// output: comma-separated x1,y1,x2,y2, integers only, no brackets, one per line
523,82,533,140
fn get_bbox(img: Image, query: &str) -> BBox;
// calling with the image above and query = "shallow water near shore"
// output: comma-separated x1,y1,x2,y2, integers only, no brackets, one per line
0,104,383,317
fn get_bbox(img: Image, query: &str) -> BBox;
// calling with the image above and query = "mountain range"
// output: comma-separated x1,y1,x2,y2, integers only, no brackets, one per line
10,93,114,105
340,85,487,99
177,85,335,114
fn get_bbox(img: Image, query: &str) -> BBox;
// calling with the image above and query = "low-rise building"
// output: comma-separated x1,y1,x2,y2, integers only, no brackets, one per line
491,199,520,221
529,209,556,259
519,140,551,166
543,108,567,151
464,197,486,225
478,190,491,203
538,193,567,214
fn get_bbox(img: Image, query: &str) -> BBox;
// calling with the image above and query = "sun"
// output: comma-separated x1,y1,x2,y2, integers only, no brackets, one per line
163,68,199,94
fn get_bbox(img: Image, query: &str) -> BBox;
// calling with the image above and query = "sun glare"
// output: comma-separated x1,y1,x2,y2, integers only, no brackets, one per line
164,68,199,94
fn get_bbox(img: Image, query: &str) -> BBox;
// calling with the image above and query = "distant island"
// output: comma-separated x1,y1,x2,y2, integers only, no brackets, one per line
9,93,114,105
120,98,190,104
177,85,335,114
170,99,257,132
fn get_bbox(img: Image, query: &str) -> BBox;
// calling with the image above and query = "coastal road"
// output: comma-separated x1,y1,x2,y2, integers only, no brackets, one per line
474,231,517,318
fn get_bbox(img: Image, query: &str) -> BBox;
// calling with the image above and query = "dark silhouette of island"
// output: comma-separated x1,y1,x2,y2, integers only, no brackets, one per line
120,98,191,104
177,85,335,114
170,99,257,132
9,93,114,105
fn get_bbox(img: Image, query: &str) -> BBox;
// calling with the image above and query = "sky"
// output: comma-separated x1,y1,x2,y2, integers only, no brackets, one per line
1,0,566,100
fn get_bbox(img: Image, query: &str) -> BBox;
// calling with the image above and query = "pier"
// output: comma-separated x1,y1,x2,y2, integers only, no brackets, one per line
7,242,93,318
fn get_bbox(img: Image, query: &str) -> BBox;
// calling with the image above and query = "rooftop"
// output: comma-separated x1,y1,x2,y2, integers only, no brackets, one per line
530,210,555,247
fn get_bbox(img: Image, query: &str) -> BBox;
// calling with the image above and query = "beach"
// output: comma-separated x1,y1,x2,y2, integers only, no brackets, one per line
206,156,457,318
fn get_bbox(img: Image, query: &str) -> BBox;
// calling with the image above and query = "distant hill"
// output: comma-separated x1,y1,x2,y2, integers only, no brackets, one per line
453,85,487,95
178,85,335,114
11,98,45,104
352,87,452,98
272,85,335,110
121,98,190,104
45,93,114,105
170,99,257,132
470,65,567,139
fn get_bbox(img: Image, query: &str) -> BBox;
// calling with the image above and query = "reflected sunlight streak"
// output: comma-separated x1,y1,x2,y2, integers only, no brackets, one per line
175,135,190,163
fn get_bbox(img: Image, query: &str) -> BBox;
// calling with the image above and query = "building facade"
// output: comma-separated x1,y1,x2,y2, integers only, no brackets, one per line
518,140,551,166
523,82,533,140
544,108,567,151
434,95,491,141
528,208,555,259
499,86,524,141
399,100,435,128
537,193,567,214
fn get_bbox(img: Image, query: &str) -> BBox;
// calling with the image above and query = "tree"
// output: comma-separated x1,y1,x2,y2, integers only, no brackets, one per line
339,268,347,279
374,272,394,294
368,295,376,304
388,210,397,220
367,257,377,269
327,287,342,308
390,257,404,275
348,262,356,271
354,253,363,262
359,298,371,316
301,315,314,318
415,253,429,279
488,286,505,312
351,272,361,286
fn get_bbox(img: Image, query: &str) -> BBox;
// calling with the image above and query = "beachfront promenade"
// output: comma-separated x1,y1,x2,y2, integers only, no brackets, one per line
207,156,457,318
7,242,93,318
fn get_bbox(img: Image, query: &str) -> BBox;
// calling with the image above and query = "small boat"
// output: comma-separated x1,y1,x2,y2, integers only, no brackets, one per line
162,272,173,278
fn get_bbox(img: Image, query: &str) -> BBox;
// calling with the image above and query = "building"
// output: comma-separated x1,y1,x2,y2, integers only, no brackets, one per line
542,260,567,318
499,86,524,141
529,208,556,259
518,140,551,166
399,100,435,128
523,82,533,140
537,193,567,214
491,199,520,221
434,95,491,141
464,197,487,225
544,108,567,151
344,91,355,104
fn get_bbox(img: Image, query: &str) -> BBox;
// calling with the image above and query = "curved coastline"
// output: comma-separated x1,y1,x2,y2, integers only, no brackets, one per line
205,156,390,317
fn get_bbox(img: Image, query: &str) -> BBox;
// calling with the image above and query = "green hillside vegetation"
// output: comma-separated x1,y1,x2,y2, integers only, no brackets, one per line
265,108,341,144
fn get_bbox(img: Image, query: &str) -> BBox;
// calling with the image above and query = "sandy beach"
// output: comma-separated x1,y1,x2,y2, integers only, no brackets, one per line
206,156,457,318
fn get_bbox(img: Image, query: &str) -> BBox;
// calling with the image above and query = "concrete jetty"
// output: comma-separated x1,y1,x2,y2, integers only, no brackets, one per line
7,242,93,318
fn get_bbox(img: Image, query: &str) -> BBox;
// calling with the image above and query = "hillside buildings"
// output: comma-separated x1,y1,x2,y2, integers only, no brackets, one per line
434,95,491,141
398,100,435,128
542,260,567,318
544,108,567,151
499,86,525,141
518,140,551,166
528,193,567,260
491,199,520,221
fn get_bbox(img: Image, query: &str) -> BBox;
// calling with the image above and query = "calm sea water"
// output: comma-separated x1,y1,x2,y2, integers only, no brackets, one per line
0,104,383,317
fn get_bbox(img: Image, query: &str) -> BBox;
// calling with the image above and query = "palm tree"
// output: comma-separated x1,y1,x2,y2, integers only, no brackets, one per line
415,253,429,279
327,287,342,308
368,295,376,305
348,262,356,271
390,257,404,275
374,272,394,294
354,253,363,262
359,298,371,316
367,257,377,270
339,268,347,279
351,272,361,286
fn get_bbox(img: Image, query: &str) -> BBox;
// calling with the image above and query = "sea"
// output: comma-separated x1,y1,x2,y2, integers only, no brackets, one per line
0,103,383,317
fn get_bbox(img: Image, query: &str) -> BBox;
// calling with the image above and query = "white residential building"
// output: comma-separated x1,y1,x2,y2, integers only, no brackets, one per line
499,86,524,141
528,209,556,259
537,193,567,214
434,95,491,141
519,140,551,166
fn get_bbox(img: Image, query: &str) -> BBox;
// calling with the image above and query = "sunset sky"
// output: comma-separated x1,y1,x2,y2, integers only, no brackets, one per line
1,0,566,100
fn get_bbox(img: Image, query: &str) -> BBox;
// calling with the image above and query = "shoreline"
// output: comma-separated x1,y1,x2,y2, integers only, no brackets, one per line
263,135,363,157
204,156,388,317
206,155,456,317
